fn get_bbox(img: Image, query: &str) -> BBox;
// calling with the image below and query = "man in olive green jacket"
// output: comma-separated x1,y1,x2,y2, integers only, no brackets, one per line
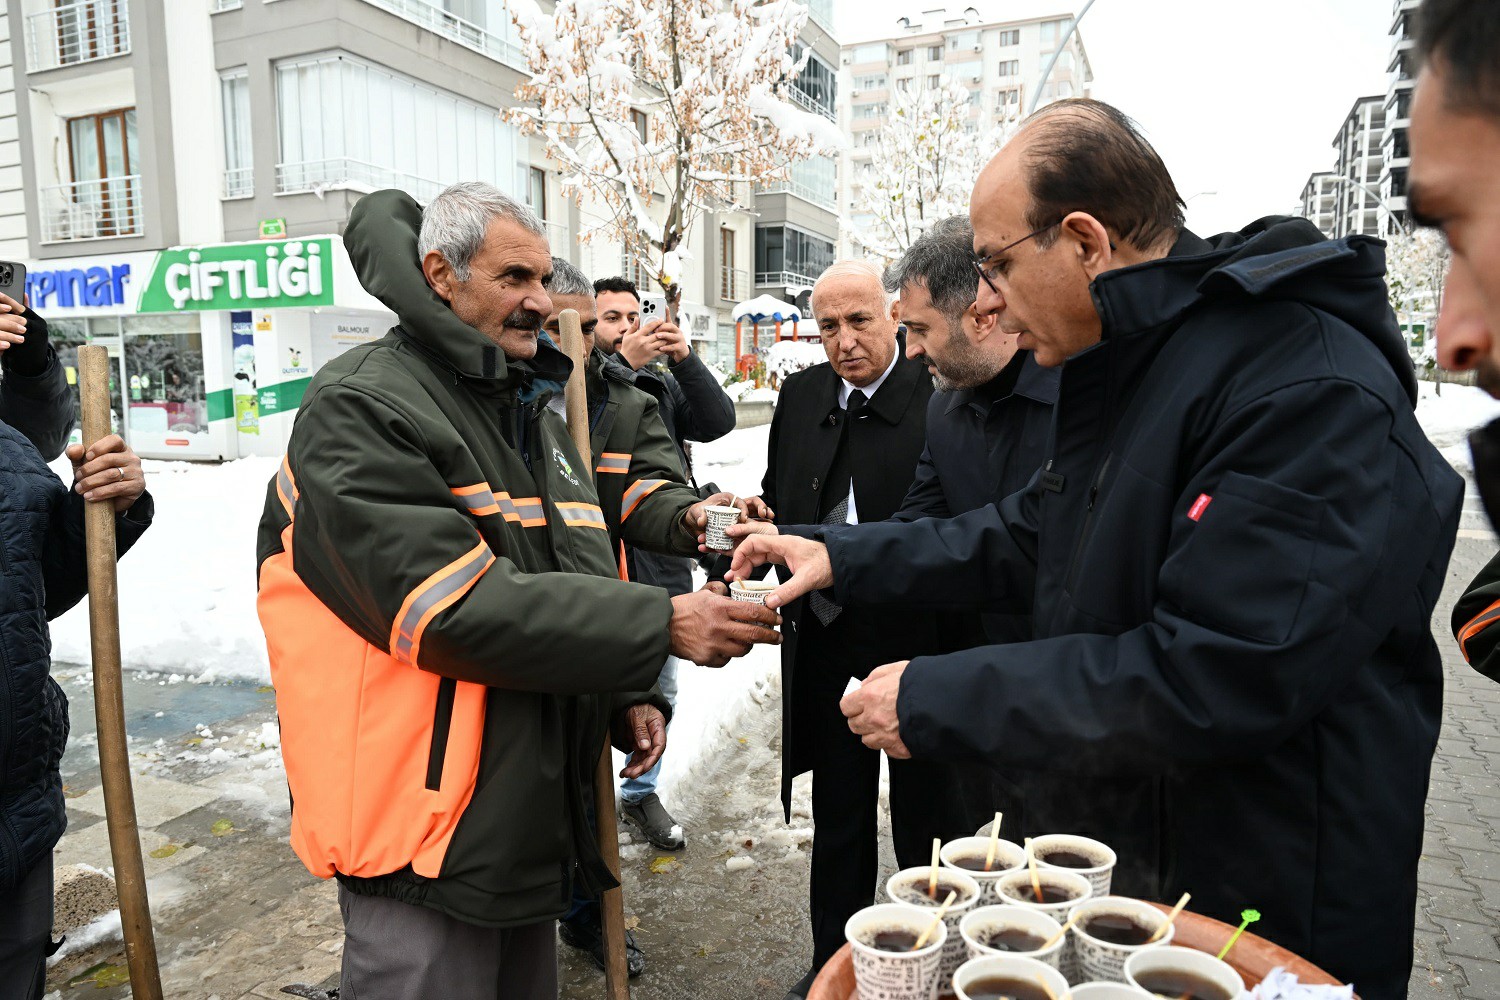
256,184,779,1000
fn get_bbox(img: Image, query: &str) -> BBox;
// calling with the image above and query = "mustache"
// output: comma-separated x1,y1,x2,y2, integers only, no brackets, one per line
1478,359,1500,399
503,309,545,332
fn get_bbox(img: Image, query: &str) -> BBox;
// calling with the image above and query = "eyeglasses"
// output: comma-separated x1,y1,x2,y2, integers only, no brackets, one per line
972,222,1059,295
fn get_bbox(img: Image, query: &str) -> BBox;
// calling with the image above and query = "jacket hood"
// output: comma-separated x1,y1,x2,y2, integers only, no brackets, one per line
1091,215,1417,406
344,189,572,392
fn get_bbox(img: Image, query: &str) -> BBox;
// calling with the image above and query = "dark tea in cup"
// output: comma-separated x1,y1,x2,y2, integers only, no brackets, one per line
1080,912,1154,946
1035,848,1100,869
893,876,976,907
864,927,921,953
976,928,1047,953
1132,970,1235,1000
961,976,1051,1000
998,881,1081,906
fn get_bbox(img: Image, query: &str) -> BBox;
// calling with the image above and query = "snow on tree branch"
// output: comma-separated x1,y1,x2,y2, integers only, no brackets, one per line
1385,227,1449,352
507,0,844,302
850,78,1017,263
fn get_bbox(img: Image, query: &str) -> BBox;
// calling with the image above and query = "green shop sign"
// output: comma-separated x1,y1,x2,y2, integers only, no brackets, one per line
138,238,334,313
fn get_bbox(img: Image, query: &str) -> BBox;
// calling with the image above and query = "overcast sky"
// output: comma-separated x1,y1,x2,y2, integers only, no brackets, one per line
835,0,1394,236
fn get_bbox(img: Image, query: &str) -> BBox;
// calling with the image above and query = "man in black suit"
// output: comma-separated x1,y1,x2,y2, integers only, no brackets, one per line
739,261,969,999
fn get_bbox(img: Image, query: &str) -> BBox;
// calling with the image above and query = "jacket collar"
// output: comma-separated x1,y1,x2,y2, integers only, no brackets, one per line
822,353,924,426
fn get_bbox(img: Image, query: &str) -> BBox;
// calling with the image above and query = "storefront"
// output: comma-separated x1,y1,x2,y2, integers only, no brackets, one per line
28,237,394,461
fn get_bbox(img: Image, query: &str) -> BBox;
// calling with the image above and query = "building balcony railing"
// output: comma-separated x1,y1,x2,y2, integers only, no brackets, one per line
211,0,243,10
26,0,130,73
276,158,446,201
223,166,254,200
544,220,571,257
786,85,837,122
40,175,142,243
355,0,525,70
756,269,819,290
719,265,747,302
755,178,837,213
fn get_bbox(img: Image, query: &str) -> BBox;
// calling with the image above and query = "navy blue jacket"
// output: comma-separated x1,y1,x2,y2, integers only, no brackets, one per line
0,350,151,892
821,220,1461,999
893,351,1057,646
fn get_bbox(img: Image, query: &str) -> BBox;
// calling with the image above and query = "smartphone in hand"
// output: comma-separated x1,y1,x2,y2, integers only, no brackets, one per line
0,261,27,304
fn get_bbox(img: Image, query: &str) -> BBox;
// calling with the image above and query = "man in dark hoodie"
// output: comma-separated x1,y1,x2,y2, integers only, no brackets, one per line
730,99,1462,999
1410,1,1500,679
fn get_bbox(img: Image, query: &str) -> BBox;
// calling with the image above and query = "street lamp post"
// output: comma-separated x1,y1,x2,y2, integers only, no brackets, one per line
1026,0,1099,116
1326,174,1410,235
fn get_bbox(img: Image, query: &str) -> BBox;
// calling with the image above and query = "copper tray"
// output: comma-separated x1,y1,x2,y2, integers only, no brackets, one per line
807,904,1355,999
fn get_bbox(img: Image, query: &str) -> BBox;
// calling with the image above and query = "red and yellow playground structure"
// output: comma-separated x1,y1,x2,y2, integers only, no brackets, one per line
732,295,811,382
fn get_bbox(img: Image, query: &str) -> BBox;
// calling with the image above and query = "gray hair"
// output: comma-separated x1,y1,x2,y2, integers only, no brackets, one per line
883,216,978,326
549,256,594,297
419,181,545,281
811,259,896,310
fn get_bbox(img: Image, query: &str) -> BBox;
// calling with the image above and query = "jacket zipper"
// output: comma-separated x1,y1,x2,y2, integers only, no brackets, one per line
1064,452,1113,595
424,676,458,791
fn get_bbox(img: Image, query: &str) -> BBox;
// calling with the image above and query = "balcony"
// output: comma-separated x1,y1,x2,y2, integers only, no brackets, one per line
276,158,446,201
40,175,142,243
719,265,747,302
544,220,572,257
756,178,837,212
26,0,130,73
786,86,837,122
756,269,819,291
223,167,253,200
355,0,524,70
211,0,242,10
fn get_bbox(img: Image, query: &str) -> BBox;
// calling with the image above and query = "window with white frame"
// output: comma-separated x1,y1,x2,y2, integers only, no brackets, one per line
220,69,252,198
854,74,887,90
997,59,1021,77
997,29,1020,46
896,49,913,65
275,52,521,200
927,45,943,60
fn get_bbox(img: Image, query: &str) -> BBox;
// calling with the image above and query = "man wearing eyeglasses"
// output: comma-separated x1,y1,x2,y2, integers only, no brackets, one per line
730,98,1461,999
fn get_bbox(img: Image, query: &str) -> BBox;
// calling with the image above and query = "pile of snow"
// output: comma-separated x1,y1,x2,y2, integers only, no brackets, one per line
765,340,825,380
1415,382,1500,466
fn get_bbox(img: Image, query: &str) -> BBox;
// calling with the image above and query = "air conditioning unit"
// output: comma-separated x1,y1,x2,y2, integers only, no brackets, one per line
970,75,982,83
973,44,983,51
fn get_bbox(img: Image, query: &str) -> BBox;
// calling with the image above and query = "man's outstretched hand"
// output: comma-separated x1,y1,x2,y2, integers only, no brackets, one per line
669,589,780,668
613,703,668,778
726,534,834,610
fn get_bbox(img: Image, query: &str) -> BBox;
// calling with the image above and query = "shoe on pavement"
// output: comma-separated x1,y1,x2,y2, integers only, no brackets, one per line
785,967,817,999
559,910,646,978
621,792,687,851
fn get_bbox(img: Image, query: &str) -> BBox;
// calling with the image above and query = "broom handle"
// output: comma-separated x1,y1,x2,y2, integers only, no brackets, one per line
557,310,630,1000
78,345,164,1000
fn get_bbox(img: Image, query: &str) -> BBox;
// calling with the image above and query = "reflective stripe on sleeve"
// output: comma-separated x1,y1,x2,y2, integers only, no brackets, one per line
276,457,299,518
620,479,669,522
389,540,497,666
556,501,608,530
596,453,631,475
500,496,547,527
451,483,502,518
1459,598,1500,663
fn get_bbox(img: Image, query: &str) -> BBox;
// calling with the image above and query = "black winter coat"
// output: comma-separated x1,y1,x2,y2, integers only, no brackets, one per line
822,220,1461,999
0,350,151,892
609,352,735,597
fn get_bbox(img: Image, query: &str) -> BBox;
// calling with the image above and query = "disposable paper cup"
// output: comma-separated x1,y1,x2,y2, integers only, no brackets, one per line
1126,945,1245,1000
1068,984,1153,999
1069,896,1173,984
703,504,741,551
941,837,1027,900
886,866,984,988
845,903,947,1000
993,868,1093,917
958,905,1064,972
1030,833,1118,897
730,579,776,606
952,954,1069,1000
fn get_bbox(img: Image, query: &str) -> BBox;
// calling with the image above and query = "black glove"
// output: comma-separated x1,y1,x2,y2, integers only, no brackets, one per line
2,308,52,378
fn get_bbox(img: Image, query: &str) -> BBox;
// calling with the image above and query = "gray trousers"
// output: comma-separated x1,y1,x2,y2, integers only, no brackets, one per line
338,886,558,1000
0,857,52,1000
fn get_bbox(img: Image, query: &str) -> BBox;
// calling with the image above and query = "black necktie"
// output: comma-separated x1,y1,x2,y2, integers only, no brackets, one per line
810,389,867,626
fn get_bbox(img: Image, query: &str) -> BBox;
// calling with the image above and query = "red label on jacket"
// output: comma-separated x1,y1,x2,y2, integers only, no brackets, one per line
1188,494,1212,521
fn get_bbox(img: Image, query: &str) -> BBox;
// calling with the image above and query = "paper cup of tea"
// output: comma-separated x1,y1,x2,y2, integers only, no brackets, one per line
703,504,741,551
1068,984,1153,999
941,836,1027,900
885,866,983,988
1069,896,1173,984
845,903,947,1000
729,579,776,606
1125,945,1244,1000
993,868,1093,917
959,905,1065,972
953,954,1069,1000
1030,833,1117,897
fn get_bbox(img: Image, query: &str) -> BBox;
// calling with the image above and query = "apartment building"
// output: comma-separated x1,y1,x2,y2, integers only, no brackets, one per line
837,6,1092,256
1296,0,1414,239
7,0,820,460
1298,172,1338,238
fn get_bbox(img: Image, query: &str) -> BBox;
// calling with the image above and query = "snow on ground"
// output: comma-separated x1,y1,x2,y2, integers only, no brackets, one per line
47,423,781,807
1416,382,1500,469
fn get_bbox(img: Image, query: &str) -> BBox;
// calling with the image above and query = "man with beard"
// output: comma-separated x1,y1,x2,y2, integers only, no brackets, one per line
1410,2,1500,680
731,99,1462,998
256,183,779,998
